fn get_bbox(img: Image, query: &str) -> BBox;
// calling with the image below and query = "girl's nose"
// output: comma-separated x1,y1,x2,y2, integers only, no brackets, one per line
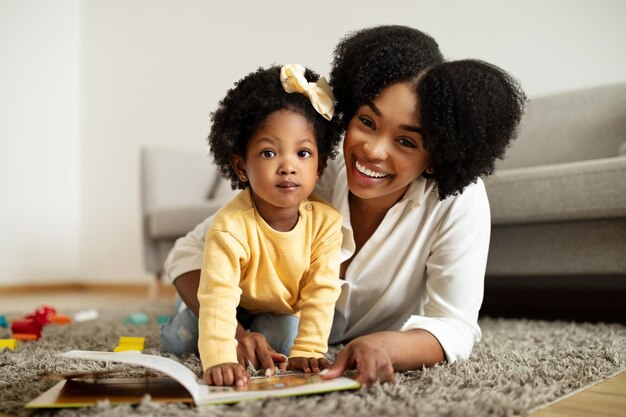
278,158,296,175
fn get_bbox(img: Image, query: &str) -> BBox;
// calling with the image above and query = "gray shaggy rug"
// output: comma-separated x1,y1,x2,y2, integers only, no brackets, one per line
0,305,624,417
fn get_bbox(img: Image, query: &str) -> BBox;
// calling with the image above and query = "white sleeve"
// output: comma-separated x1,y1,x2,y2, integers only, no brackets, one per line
163,213,216,284
400,181,490,362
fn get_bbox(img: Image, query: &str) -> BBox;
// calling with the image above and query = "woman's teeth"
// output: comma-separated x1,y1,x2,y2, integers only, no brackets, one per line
355,160,388,178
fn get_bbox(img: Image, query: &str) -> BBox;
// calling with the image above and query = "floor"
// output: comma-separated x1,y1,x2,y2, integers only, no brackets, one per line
0,284,624,417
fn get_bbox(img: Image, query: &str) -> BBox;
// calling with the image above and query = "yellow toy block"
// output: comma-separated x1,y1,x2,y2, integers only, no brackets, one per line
113,336,145,352
0,338,18,350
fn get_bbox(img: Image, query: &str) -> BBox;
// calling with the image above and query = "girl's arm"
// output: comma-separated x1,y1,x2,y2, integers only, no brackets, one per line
289,217,343,368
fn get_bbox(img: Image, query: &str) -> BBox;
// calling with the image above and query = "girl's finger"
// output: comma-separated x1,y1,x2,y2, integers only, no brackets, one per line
309,357,320,373
212,368,223,386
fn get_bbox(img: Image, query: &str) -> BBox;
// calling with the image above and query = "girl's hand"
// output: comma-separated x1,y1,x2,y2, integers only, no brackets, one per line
204,362,249,386
235,326,288,372
288,356,330,373
321,333,395,386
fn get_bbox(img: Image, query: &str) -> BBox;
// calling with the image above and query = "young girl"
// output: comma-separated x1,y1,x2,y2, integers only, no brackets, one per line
163,25,526,386
197,65,344,386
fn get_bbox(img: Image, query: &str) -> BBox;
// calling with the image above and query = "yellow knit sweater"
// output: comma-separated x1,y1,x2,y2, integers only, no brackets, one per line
197,189,342,371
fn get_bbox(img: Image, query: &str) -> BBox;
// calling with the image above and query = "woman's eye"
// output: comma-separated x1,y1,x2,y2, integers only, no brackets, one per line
359,116,375,129
397,138,417,149
261,150,276,158
298,150,313,158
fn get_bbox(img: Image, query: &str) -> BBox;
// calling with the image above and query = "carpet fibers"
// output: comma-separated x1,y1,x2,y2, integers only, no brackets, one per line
1,306,624,417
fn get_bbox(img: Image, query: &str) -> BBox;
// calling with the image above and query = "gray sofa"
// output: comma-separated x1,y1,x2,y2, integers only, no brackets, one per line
140,147,237,276
483,82,626,283
141,83,626,288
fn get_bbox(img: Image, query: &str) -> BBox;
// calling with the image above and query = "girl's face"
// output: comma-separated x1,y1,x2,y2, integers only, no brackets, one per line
231,109,320,213
343,82,432,208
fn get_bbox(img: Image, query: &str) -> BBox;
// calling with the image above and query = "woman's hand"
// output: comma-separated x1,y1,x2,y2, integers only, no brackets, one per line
204,362,249,386
321,330,445,386
288,356,330,373
235,325,288,373
321,333,395,386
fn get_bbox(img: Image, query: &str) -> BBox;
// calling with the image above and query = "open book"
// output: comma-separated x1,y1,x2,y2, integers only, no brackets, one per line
27,350,360,408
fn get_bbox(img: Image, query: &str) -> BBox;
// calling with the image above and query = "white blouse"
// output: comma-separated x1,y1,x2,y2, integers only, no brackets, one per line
164,154,490,362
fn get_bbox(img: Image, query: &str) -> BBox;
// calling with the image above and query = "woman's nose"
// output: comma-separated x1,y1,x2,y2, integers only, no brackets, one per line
363,141,388,160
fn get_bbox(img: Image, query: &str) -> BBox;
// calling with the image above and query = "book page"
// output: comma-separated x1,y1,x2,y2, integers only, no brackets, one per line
60,350,201,404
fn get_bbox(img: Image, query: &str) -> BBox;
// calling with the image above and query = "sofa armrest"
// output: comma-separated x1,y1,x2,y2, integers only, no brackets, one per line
140,147,218,213
485,156,626,225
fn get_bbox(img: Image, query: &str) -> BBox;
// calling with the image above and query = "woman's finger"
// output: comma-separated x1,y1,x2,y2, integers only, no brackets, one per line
354,353,377,386
321,348,351,379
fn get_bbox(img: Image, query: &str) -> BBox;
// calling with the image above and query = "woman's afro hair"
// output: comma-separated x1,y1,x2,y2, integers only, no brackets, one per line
417,59,527,200
330,25,444,130
208,66,343,190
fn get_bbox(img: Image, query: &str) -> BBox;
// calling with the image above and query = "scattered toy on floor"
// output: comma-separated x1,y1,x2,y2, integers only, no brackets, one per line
124,313,149,325
0,338,18,350
11,318,43,339
50,314,72,325
74,309,99,322
114,336,146,352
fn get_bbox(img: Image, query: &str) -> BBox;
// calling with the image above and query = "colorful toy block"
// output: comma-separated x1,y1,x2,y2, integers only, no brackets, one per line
74,309,99,322
50,314,72,325
114,336,145,352
124,313,149,325
13,333,39,341
11,319,43,338
0,315,9,328
0,338,18,350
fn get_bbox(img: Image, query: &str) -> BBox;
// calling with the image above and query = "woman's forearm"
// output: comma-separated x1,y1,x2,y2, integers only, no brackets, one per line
173,270,201,317
384,329,445,371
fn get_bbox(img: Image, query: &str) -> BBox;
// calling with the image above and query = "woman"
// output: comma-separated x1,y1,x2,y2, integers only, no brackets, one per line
161,25,526,386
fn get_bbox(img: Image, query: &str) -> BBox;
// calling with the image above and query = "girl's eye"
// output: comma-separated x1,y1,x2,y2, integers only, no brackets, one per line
397,138,417,149
261,150,276,158
297,150,313,158
359,116,375,129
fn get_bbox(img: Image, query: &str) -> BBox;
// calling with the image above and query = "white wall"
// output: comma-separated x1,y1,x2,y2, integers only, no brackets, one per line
0,0,80,284
2,0,626,285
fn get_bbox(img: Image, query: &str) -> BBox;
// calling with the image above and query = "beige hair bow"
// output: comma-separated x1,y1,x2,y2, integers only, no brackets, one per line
280,64,335,121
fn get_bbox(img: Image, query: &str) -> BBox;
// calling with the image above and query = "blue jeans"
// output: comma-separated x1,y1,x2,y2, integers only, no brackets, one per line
160,298,299,357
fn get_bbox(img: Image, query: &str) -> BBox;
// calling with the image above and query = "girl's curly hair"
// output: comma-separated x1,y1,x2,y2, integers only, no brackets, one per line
417,59,527,199
208,66,343,190
330,25,444,130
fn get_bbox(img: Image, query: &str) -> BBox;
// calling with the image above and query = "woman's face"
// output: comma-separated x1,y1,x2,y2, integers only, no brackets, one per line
343,82,432,208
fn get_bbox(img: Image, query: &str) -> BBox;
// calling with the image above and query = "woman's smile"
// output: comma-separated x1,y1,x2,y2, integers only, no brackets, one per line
354,157,390,179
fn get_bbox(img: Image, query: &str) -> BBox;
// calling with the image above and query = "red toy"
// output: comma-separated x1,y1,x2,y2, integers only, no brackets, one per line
11,319,43,338
25,305,57,325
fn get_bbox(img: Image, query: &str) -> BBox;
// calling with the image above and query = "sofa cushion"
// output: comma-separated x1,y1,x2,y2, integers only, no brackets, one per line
147,197,233,239
498,83,626,169
485,156,626,225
